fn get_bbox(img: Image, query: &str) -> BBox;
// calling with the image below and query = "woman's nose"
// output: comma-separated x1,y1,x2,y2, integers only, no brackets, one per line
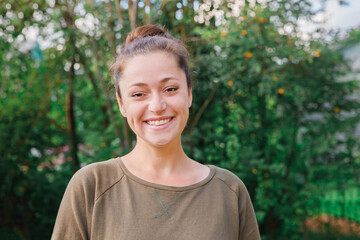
148,93,166,113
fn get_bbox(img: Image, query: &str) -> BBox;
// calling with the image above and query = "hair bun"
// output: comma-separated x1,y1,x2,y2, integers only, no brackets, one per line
125,25,167,44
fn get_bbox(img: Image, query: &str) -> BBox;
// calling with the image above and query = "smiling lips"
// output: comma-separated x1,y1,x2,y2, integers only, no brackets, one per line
146,118,172,126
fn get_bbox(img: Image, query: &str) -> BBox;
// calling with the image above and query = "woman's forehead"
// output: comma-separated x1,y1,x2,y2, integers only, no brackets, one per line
124,51,178,67
120,53,184,83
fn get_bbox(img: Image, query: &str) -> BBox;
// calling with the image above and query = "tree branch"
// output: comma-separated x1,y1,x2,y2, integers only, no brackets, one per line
189,82,218,133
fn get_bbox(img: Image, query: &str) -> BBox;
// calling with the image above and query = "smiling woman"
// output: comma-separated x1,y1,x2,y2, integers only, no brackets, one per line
51,25,261,240
117,51,192,149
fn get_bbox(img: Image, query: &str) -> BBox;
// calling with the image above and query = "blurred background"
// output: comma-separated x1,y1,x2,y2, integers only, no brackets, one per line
1,0,360,239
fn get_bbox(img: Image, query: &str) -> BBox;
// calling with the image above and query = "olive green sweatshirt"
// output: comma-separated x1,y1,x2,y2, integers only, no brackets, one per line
52,158,260,240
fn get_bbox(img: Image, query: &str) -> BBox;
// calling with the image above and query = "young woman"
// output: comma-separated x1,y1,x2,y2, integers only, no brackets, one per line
52,25,260,240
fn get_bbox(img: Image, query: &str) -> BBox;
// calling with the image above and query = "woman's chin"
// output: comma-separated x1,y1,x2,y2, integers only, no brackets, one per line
139,135,179,148
148,139,172,147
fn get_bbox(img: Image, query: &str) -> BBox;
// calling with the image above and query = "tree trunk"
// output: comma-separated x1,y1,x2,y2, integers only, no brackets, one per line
92,39,125,148
58,0,80,170
115,0,124,23
106,0,117,56
105,0,131,149
128,0,138,30
77,50,110,130
66,55,80,170
83,0,130,150
144,0,151,25
77,51,100,99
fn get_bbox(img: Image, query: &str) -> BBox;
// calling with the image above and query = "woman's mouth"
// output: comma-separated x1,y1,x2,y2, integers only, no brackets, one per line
146,118,172,126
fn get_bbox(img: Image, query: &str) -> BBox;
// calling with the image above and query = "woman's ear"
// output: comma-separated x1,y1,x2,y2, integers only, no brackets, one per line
188,88,193,108
116,93,127,117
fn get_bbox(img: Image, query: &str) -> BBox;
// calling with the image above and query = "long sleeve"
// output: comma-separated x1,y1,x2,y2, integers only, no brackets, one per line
51,168,95,240
238,184,261,240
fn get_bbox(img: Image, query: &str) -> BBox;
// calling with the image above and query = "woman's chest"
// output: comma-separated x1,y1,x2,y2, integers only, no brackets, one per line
90,185,239,240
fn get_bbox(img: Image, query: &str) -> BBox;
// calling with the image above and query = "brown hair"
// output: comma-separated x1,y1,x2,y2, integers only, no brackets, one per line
112,25,191,97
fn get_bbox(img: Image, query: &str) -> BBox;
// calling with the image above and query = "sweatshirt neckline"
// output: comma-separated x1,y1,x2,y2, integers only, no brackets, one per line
117,158,216,191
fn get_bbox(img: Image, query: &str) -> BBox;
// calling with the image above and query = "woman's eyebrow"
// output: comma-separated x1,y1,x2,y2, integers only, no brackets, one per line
128,82,147,88
128,77,179,88
160,77,180,84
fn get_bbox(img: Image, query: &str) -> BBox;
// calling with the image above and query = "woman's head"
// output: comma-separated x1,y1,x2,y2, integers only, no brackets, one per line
112,25,193,147
112,25,191,98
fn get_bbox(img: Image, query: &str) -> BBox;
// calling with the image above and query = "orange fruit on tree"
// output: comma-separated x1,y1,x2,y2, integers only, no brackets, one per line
244,52,253,58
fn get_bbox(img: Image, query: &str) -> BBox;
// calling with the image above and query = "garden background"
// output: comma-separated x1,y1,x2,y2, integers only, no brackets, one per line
1,0,360,239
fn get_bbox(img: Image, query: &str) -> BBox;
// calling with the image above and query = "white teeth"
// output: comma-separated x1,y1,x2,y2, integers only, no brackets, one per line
147,118,171,126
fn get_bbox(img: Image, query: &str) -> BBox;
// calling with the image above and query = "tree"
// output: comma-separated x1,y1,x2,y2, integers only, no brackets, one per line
1,0,359,239
187,3,360,239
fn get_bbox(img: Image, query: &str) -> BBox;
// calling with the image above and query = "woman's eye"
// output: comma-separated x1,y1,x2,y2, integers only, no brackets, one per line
131,92,145,98
165,87,178,93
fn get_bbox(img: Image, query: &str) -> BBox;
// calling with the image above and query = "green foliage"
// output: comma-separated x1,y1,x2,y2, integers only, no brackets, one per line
317,188,360,222
187,5,360,240
305,231,360,240
1,0,360,239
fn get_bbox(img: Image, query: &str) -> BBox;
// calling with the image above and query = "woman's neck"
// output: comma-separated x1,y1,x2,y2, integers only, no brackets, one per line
121,137,210,187
123,137,190,174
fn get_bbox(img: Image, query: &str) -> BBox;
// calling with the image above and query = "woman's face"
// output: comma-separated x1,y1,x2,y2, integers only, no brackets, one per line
117,51,192,147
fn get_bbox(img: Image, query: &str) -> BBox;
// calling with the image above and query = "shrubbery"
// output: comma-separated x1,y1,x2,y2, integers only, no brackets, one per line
1,0,359,239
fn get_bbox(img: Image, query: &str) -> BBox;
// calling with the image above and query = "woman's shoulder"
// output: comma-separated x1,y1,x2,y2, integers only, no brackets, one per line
210,165,248,196
67,158,125,199
73,157,123,178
